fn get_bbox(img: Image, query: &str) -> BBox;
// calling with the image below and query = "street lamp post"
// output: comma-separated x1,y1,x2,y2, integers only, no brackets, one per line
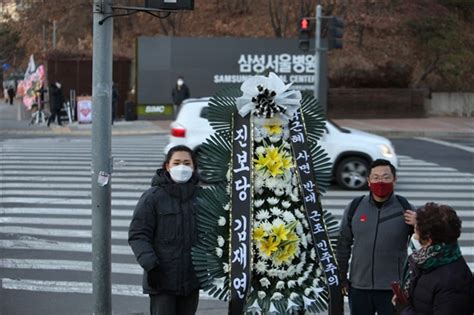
91,0,113,314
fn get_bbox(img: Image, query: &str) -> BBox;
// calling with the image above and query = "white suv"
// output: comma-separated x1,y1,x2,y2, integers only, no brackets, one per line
165,97,398,190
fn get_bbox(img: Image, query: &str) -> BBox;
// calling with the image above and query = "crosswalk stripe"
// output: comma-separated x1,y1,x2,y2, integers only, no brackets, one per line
0,217,131,227
1,278,215,299
0,259,141,274
0,226,129,239
0,239,132,255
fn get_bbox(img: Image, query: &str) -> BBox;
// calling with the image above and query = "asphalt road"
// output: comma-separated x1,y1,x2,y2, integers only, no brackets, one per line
0,134,472,315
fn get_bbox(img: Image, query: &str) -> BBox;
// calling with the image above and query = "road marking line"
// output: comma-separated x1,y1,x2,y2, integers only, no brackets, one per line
0,217,130,227
0,259,141,274
0,278,215,299
415,137,474,153
0,239,132,255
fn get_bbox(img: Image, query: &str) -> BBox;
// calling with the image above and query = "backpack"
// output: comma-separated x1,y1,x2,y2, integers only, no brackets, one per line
347,194,411,229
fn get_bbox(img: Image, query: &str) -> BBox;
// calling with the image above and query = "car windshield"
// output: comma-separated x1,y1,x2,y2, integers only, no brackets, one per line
328,119,351,134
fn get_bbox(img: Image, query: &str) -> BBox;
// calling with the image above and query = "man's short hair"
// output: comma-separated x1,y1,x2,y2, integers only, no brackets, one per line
369,159,396,177
416,202,461,244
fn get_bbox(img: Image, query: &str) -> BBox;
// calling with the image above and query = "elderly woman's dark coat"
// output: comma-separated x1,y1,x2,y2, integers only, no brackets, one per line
128,168,200,295
401,256,473,315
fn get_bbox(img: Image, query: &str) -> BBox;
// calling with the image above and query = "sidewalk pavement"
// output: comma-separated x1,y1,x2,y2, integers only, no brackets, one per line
1,100,472,138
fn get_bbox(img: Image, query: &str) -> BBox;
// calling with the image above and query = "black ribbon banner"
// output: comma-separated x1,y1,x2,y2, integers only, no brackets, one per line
290,110,343,315
229,111,252,315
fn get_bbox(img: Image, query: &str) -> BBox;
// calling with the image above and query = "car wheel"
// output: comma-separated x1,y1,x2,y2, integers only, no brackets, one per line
335,157,369,190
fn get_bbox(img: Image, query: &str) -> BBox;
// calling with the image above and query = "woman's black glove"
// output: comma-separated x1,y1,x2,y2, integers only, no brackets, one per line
147,267,160,288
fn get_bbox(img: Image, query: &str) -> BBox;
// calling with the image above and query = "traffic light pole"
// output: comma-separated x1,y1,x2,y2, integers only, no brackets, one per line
313,5,324,113
92,0,113,314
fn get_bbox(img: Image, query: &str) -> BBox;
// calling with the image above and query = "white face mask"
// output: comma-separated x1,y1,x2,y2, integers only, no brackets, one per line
169,164,193,183
177,79,184,86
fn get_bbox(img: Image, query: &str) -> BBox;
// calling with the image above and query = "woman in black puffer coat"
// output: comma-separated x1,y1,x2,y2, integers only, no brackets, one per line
396,202,473,315
129,145,201,315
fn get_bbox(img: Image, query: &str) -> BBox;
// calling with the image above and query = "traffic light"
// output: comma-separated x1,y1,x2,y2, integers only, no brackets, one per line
298,18,311,52
328,16,344,50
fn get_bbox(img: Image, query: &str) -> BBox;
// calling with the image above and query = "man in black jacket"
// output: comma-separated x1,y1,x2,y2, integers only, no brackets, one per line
171,76,190,118
47,82,64,127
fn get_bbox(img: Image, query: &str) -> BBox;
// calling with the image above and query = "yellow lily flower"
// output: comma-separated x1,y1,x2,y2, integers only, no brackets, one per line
272,224,289,241
260,236,280,257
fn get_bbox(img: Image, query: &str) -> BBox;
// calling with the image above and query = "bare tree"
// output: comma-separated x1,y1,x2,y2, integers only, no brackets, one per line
269,0,290,38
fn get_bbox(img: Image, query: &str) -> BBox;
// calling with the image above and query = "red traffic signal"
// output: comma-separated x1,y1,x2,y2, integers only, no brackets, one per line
300,18,310,30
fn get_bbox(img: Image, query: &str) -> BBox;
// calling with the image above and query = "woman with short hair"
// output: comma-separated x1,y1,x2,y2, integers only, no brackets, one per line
398,202,473,315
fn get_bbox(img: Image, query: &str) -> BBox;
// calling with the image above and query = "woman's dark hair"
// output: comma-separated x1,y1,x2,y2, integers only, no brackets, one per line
416,202,462,245
369,159,397,177
162,145,197,171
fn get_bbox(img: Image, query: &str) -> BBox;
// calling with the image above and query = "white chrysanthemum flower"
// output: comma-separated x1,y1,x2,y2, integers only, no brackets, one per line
287,280,297,288
218,216,226,226
276,281,285,290
282,211,296,223
284,142,291,149
268,269,279,277
261,221,273,232
256,209,270,221
310,248,316,260
316,268,322,276
294,209,304,218
282,128,290,140
266,197,279,205
223,203,230,211
297,277,306,286
306,233,313,244
271,292,283,300
272,218,285,227
304,288,313,296
223,263,230,273
290,194,299,202
235,72,302,122
265,177,279,190
292,187,299,197
281,200,291,209
287,265,296,276
255,261,267,274
254,176,265,191
255,146,265,155
302,219,309,229
215,248,223,257
275,188,285,196
217,235,225,247
259,277,271,288
257,188,264,195
270,206,282,216
296,222,304,234
254,199,265,208
290,292,299,300
258,291,266,299
269,135,281,143
254,136,263,143
292,176,298,186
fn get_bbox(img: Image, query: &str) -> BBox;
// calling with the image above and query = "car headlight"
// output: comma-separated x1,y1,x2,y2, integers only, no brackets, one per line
379,144,394,158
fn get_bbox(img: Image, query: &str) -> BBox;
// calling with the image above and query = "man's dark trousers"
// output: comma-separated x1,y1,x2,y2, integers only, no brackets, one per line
349,287,394,315
149,290,199,315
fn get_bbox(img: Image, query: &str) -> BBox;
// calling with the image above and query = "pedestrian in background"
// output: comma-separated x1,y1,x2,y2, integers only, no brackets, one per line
7,85,15,105
129,145,201,315
394,202,473,315
3,85,8,103
47,82,64,127
171,76,190,118
336,159,417,315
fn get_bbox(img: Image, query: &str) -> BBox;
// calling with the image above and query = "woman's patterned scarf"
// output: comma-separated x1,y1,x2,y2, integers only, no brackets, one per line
402,242,462,296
